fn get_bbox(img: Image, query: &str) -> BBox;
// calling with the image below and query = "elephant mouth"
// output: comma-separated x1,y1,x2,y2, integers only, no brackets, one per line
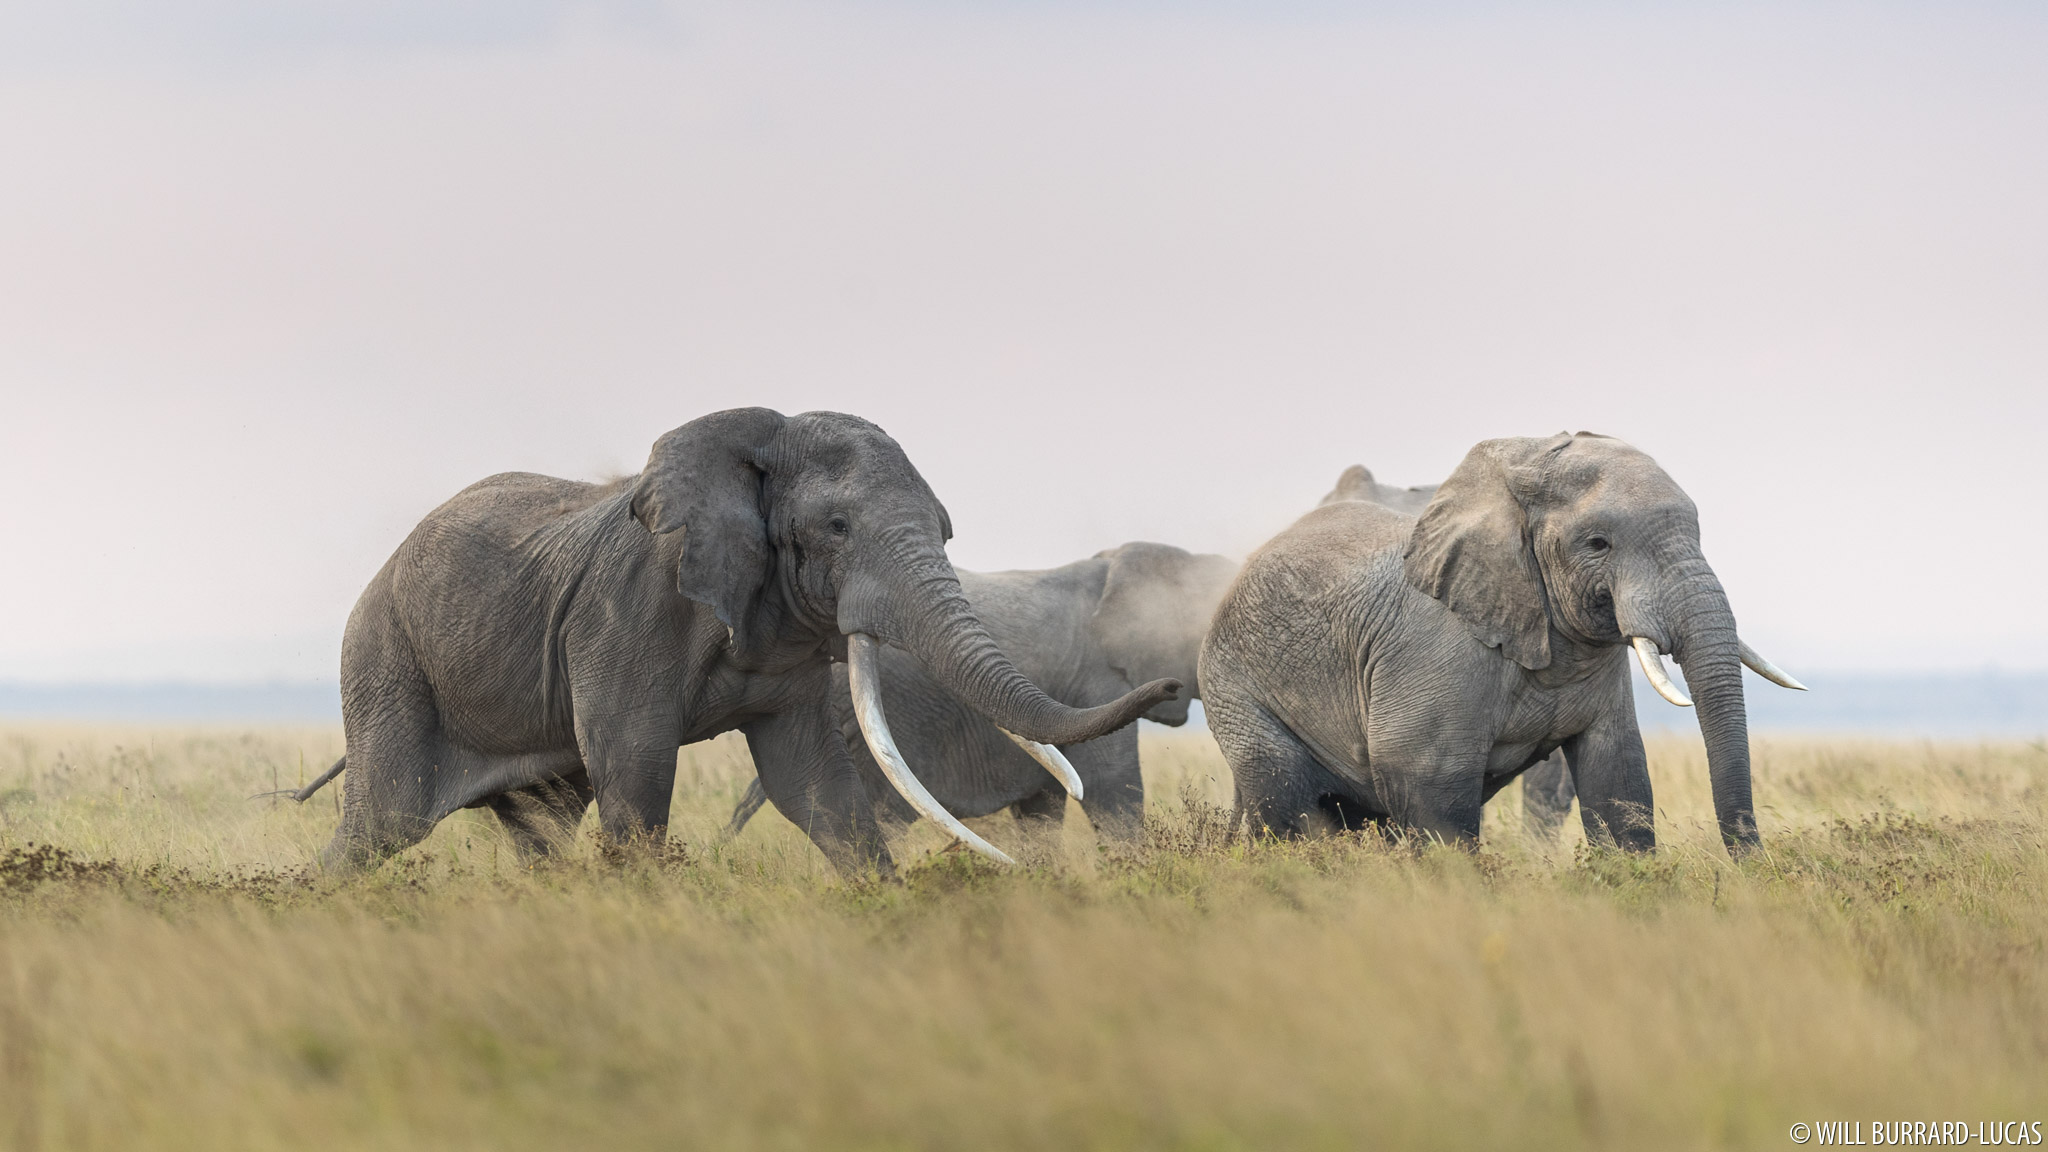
843,633,1084,866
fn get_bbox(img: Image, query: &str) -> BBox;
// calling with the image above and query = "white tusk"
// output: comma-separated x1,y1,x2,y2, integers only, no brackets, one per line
846,633,1017,866
1631,637,1693,707
1739,639,1808,691
999,729,1085,801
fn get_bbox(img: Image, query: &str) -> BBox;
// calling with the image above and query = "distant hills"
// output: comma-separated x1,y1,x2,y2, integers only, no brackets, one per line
1,672,2044,739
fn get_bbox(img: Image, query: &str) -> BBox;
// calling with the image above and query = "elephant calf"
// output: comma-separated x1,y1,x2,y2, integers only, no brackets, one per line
728,542,1240,847
1202,433,1802,856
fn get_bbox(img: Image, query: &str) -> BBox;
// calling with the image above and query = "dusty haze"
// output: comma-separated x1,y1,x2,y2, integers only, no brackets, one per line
1,1,2042,680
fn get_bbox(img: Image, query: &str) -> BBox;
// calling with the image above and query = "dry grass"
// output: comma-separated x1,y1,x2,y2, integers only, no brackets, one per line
0,724,2042,1150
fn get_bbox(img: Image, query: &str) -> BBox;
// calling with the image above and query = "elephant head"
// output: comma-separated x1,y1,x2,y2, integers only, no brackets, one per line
630,408,1180,770
1089,542,1241,726
1403,432,1800,854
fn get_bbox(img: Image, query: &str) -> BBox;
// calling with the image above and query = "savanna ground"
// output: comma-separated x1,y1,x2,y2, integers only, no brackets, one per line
0,723,2041,1151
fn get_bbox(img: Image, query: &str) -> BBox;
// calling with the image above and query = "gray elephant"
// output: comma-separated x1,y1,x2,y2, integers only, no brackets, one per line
293,408,1177,876
1201,433,1803,856
1315,460,1752,842
1318,464,1438,514
725,542,1240,847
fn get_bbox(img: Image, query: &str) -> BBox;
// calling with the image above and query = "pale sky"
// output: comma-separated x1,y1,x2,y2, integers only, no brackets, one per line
1,1,2043,681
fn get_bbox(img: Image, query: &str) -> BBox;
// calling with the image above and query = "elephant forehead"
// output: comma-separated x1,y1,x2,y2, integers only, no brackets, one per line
767,419,935,496
766,425,953,542
1546,438,1693,509
778,416,900,470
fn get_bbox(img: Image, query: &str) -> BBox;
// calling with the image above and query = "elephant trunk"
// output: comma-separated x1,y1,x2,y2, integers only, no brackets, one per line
844,537,1181,747
1661,558,1759,856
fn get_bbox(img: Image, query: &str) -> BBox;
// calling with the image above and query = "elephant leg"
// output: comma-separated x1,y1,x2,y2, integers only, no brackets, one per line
486,767,595,859
1205,696,1336,839
582,722,684,850
322,741,445,870
1393,771,1486,847
1070,727,1144,847
745,677,894,878
323,655,446,871
1520,750,1576,840
1563,708,1655,853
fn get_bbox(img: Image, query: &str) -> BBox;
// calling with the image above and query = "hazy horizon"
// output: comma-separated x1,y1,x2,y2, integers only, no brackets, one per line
6,670,2047,740
3,1,2044,681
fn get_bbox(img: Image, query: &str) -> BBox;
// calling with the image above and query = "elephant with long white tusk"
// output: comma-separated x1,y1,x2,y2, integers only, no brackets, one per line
295,408,1180,876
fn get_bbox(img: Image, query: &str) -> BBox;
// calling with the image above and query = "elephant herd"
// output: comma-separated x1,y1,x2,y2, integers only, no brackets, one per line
296,407,1802,875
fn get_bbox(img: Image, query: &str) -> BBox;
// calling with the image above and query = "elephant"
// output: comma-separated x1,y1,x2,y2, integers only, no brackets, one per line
1200,433,1804,857
1318,464,1438,515
1315,460,1729,842
292,408,1179,876
724,542,1241,848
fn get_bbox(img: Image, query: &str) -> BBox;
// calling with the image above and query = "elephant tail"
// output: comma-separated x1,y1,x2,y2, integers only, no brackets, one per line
290,756,347,803
722,778,771,841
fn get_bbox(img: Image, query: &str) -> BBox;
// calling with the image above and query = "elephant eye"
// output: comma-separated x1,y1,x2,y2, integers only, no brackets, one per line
1587,536,1611,554
827,514,851,536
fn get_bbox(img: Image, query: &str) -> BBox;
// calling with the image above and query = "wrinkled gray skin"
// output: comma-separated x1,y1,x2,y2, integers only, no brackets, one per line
1322,462,1597,841
726,543,1240,846
1202,433,1760,857
304,408,1178,877
1323,455,1788,843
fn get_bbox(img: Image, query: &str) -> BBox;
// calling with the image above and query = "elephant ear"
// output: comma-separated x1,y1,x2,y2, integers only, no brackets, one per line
630,408,788,648
1402,434,1570,671
1090,543,1240,726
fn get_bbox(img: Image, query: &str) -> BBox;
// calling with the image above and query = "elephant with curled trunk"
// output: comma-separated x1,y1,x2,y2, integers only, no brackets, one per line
295,408,1178,876
1201,433,1801,856
724,542,1240,848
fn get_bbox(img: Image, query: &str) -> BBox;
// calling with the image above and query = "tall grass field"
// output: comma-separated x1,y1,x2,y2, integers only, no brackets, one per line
0,724,2041,1150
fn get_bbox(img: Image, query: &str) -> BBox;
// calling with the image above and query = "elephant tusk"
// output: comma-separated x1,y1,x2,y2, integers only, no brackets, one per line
847,633,1017,866
999,729,1085,801
1738,639,1808,691
1631,637,1694,707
